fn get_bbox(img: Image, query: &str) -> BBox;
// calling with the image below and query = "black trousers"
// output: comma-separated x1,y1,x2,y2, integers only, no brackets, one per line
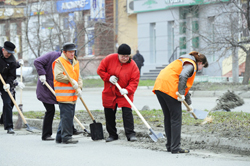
104,104,135,140
42,102,77,140
155,90,182,152
42,102,55,140
1,90,14,130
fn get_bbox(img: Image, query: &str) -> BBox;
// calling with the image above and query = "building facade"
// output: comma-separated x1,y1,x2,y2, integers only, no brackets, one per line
133,0,234,76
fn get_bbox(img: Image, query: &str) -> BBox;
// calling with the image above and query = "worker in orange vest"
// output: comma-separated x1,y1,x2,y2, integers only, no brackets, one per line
153,51,208,154
52,43,83,144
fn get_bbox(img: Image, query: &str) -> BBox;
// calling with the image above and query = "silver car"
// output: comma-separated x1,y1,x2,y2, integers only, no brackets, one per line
16,66,37,82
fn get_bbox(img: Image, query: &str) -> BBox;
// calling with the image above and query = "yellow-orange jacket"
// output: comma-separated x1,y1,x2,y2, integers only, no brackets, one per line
153,57,197,100
52,55,80,103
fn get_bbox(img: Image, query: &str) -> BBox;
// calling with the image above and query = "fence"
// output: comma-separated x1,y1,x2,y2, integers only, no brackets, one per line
194,76,244,83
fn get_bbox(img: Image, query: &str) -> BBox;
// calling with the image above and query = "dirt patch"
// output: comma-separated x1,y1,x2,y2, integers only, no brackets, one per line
75,110,250,156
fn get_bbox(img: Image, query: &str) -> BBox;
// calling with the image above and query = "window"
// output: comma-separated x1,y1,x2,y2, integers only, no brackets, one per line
10,23,17,36
150,22,156,63
168,21,176,60
179,22,186,34
208,16,215,61
0,24,5,36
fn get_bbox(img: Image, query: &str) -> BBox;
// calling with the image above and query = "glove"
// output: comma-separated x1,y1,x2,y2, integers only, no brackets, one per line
18,82,25,89
109,75,118,84
18,59,24,66
71,78,78,89
119,88,128,95
188,104,194,113
39,75,46,84
3,84,10,92
176,92,185,102
76,88,82,97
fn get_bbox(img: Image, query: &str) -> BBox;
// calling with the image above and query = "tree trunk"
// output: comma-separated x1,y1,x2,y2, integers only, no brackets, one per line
242,50,250,84
232,47,239,83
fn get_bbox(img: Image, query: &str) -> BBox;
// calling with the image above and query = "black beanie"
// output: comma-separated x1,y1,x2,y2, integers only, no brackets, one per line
118,44,131,55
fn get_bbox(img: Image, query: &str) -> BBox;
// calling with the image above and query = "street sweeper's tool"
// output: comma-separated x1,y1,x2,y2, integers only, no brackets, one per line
115,82,164,142
57,59,103,140
176,92,208,119
44,81,90,136
0,74,33,132
15,65,23,129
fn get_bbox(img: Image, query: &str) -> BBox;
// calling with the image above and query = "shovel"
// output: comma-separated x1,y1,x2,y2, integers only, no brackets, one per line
0,74,33,132
115,82,164,142
15,65,23,129
44,81,90,136
176,92,208,119
57,59,104,140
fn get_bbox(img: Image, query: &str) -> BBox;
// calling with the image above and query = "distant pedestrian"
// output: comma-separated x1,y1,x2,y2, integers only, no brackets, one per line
132,50,144,76
153,51,208,154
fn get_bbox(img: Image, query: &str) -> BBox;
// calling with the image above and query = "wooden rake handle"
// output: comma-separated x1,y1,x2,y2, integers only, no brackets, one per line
0,74,28,124
115,82,152,130
176,92,197,119
57,59,95,121
44,81,87,130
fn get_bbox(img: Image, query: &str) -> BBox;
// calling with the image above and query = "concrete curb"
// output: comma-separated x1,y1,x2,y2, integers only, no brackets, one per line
22,86,250,98
15,117,250,155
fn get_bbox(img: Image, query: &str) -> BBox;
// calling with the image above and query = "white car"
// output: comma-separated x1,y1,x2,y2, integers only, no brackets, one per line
16,66,37,82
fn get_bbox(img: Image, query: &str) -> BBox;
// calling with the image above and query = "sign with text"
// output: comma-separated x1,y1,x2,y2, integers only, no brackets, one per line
56,0,90,13
134,0,230,13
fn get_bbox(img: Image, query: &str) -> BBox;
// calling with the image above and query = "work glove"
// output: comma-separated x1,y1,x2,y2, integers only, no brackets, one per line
76,88,82,97
176,92,185,102
119,88,128,95
188,104,194,113
3,84,10,92
39,75,46,85
109,75,118,84
71,78,78,89
18,82,25,89
18,59,24,66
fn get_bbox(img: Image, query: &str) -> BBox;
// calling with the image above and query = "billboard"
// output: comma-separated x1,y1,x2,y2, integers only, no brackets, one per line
0,8,24,19
56,0,90,13
90,0,105,21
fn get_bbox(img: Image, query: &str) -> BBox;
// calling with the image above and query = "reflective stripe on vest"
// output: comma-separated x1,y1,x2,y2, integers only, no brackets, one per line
52,57,79,102
152,58,197,99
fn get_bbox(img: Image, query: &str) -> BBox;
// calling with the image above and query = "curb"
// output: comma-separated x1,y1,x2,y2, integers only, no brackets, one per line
22,86,250,98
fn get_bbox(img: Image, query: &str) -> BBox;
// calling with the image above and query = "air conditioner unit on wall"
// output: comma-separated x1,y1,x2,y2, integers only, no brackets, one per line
127,0,135,15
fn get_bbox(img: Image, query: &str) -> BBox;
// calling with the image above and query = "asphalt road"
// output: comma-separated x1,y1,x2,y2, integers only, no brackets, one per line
0,127,249,166
0,87,250,165
3,87,250,113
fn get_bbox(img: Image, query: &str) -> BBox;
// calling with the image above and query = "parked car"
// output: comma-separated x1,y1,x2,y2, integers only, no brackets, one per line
16,66,37,82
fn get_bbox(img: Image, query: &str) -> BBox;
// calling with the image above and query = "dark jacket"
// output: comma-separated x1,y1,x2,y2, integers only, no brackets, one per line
132,53,144,67
34,51,61,104
0,46,17,91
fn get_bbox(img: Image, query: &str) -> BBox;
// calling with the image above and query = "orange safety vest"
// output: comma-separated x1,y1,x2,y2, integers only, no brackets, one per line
152,58,197,99
52,57,79,102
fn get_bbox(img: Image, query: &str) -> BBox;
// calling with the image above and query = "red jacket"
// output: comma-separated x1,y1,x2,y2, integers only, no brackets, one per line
97,53,140,109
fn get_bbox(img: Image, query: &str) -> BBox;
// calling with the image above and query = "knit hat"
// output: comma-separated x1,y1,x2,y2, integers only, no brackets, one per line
118,44,131,55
